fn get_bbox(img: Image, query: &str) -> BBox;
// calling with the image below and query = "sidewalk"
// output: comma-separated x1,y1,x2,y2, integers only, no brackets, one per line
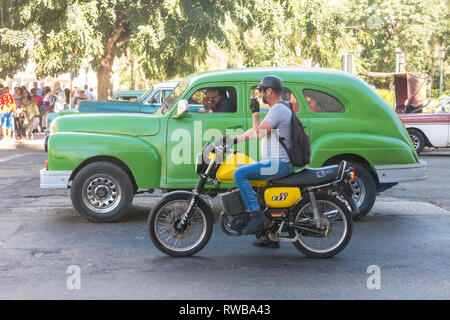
0,133,45,151
421,147,450,156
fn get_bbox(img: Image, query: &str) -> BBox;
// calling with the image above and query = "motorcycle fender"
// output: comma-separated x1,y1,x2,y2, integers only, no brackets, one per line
162,191,215,222
331,184,359,215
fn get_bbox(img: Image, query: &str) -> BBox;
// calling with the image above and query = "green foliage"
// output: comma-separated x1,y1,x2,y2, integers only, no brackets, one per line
349,0,449,90
0,0,448,95
375,88,396,109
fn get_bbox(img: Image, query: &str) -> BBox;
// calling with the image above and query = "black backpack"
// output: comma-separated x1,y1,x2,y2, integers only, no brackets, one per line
278,101,311,167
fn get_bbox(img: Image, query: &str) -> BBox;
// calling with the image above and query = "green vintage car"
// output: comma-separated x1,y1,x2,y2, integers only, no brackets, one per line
40,67,426,222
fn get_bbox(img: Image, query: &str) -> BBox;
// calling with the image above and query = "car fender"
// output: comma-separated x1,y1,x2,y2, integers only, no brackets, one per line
48,132,161,188
310,132,417,169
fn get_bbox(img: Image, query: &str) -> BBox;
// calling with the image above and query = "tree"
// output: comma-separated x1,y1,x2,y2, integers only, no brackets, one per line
346,0,449,91
199,0,358,71
0,0,238,99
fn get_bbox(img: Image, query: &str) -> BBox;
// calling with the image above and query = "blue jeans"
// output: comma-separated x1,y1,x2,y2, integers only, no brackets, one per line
1,112,14,129
233,159,293,212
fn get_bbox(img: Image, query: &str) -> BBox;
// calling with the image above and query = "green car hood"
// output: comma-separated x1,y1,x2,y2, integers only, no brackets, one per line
51,113,160,136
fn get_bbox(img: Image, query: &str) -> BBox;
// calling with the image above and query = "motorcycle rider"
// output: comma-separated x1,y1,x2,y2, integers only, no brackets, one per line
232,75,294,235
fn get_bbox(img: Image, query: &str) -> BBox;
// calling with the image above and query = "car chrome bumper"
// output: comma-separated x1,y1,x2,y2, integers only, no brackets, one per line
40,168,72,188
375,161,427,183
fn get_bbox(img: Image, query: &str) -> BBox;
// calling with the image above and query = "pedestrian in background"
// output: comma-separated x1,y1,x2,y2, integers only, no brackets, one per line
32,82,42,96
64,88,71,107
13,87,23,111
40,86,51,131
0,87,16,141
50,81,65,112
89,88,96,100
21,87,31,106
83,85,93,100
71,87,80,109
30,97,41,134
73,89,88,108
0,83,3,139
13,97,26,140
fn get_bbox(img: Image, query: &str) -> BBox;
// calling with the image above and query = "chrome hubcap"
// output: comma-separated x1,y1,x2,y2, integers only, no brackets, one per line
83,176,122,213
410,134,420,150
349,177,366,207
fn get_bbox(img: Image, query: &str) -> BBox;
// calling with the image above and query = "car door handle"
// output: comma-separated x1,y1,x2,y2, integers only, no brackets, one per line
228,125,243,129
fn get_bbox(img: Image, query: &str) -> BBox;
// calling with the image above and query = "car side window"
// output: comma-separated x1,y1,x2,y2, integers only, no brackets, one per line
152,89,161,104
303,89,345,113
250,86,300,112
187,87,237,113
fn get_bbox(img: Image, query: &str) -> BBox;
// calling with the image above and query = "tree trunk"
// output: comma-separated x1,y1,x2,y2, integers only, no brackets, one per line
130,56,135,90
97,15,131,100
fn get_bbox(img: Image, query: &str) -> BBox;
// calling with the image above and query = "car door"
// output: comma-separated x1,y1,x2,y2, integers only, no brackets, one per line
166,82,246,187
243,82,310,162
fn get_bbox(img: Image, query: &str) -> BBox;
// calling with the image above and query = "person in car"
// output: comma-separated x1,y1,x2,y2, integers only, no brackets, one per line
201,88,236,113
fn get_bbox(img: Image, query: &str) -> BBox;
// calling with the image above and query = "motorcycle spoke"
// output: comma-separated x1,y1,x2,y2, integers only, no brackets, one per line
153,200,207,252
294,200,348,253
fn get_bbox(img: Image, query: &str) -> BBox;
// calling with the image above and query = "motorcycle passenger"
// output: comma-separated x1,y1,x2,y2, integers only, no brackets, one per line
233,75,294,235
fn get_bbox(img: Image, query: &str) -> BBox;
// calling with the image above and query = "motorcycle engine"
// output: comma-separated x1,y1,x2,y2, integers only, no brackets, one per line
227,213,250,233
219,189,254,233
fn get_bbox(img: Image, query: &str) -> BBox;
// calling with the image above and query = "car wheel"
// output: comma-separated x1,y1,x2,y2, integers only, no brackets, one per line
346,162,376,220
70,162,134,222
408,129,425,154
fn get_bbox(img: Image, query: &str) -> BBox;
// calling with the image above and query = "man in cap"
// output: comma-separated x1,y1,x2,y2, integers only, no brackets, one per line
232,75,294,236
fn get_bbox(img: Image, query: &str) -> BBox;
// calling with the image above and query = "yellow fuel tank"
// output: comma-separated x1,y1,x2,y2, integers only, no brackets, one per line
216,153,268,187
264,187,301,208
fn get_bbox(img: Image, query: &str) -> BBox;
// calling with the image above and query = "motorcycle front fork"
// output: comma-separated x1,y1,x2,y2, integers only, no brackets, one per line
177,175,209,230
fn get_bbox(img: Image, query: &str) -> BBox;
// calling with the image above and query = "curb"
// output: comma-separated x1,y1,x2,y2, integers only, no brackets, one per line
0,140,45,151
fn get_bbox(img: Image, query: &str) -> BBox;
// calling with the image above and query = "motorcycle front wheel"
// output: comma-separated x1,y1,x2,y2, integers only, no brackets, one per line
290,194,353,258
148,193,214,257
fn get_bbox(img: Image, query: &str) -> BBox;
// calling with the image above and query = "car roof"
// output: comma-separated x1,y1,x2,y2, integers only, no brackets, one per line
184,67,363,86
152,81,178,89
113,90,146,98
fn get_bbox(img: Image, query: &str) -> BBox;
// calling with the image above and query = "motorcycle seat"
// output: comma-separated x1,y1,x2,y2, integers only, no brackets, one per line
270,165,340,187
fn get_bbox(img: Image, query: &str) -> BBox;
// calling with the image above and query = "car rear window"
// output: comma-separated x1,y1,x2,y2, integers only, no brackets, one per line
303,89,345,113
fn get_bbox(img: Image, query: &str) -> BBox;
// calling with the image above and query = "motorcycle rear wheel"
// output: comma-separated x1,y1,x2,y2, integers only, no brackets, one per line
148,193,214,257
290,194,353,258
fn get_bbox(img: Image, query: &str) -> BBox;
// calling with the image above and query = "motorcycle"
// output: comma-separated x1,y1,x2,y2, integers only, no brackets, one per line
148,139,357,258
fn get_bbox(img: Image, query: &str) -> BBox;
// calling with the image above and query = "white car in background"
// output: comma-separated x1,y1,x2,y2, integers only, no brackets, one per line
400,96,450,154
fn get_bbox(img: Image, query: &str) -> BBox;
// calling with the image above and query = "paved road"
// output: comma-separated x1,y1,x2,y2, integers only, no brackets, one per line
0,149,449,299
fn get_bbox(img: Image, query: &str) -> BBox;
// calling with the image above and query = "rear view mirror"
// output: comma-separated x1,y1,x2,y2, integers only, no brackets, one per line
174,99,189,118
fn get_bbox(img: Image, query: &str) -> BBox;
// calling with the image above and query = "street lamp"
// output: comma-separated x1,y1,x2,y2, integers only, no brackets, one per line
399,52,406,73
395,48,402,73
439,46,446,97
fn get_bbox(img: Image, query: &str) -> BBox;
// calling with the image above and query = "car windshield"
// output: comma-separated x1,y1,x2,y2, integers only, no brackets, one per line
160,81,188,113
137,87,154,104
